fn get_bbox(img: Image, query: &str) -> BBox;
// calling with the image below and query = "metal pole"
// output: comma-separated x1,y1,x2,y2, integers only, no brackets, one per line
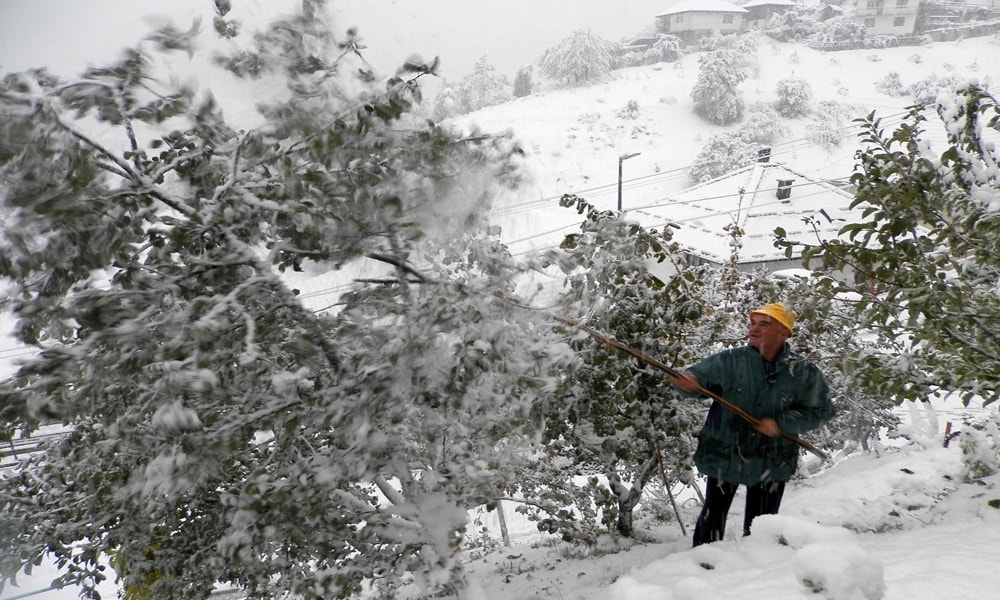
617,156,624,211
617,152,640,212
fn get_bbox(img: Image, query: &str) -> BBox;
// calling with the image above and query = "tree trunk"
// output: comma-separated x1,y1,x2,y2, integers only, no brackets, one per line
496,501,511,547
611,455,659,537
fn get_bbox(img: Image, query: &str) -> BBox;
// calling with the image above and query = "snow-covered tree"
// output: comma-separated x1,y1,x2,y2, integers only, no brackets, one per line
774,76,813,118
0,3,574,599
688,133,759,184
691,49,747,125
777,84,1000,408
512,66,533,98
539,29,617,87
512,197,713,539
451,55,512,113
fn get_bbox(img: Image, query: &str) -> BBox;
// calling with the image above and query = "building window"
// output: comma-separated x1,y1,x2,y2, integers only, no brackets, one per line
676,14,683,23
893,16,906,26
723,14,734,24
896,0,908,6
864,17,876,28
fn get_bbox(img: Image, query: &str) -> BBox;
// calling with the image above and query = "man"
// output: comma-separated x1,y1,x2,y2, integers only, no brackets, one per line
672,302,834,546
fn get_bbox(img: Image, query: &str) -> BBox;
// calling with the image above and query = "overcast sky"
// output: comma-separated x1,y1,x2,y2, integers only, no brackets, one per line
0,0,682,80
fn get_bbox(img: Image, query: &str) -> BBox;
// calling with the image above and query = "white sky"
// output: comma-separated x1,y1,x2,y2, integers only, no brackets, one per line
0,0,681,80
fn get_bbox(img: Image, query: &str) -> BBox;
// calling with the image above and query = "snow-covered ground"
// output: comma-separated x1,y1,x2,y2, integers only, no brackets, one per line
461,402,1000,600
5,398,997,600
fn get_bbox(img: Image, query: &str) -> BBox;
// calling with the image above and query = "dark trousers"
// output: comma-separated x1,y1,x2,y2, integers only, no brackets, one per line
692,477,786,546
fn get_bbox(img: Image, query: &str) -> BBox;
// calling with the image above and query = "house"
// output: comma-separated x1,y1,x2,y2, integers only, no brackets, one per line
629,160,859,276
741,0,798,29
655,1,749,43
855,0,921,37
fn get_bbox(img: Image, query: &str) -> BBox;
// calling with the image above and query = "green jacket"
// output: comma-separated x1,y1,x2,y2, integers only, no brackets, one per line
687,344,833,485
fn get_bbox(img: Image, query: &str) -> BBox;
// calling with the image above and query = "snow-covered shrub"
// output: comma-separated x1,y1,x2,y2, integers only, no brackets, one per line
875,72,908,97
450,55,512,114
699,32,759,67
910,73,965,105
764,10,817,42
618,35,682,68
959,414,1000,482
805,100,851,147
815,18,866,43
616,99,640,120
739,101,787,144
774,76,813,118
651,34,682,63
688,133,758,184
691,48,747,125
868,35,898,50
539,28,617,86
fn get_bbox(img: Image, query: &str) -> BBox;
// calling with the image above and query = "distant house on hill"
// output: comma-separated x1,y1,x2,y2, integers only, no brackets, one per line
741,0,797,29
630,160,858,276
655,1,749,42
856,0,920,37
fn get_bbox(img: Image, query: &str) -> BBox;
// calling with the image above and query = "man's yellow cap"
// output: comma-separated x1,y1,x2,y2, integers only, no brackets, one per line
750,302,796,334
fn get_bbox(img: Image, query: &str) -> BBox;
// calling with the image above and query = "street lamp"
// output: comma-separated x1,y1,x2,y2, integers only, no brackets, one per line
618,152,641,211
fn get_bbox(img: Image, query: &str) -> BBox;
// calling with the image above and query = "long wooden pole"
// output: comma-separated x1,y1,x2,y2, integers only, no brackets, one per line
553,315,829,461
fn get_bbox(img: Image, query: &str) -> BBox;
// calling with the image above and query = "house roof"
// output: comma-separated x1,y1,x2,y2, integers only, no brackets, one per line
657,1,749,17
629,162,858,265
741,0,797,9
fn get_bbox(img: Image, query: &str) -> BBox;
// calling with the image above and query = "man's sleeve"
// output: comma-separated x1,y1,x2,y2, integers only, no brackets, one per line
776,365,835,435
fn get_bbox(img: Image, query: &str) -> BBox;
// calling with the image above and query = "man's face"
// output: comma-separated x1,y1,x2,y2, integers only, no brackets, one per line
748,313,790,357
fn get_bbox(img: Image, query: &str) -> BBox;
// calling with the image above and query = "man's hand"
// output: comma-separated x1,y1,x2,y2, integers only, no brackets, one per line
754,417,781,438
671,372,701,392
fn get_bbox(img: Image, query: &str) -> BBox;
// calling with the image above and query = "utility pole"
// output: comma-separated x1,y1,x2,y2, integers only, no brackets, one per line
617,152,641,211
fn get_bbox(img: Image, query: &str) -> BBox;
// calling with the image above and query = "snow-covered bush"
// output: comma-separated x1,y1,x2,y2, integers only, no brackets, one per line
651,34,682,63
958,414,1000,482
617,99,640,120
814,18,866,43
764,10,818,42
804,101,851,147
618,35,682,68
909,72,965,104
691,48,747,125
688,133,759,184
875,72,908,97
739,101,788,144
774,76,813,118
539,28,617,86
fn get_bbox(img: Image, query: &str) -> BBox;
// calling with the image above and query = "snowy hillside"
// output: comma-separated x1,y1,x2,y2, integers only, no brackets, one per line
443,35,1000,260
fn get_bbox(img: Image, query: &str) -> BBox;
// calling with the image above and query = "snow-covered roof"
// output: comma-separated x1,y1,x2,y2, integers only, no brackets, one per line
657,1,749,17
630,162,857,265
741,0,797,9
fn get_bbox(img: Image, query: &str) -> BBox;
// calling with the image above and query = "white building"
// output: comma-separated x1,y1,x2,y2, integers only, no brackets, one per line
855,0,921,36
656,1,749,41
